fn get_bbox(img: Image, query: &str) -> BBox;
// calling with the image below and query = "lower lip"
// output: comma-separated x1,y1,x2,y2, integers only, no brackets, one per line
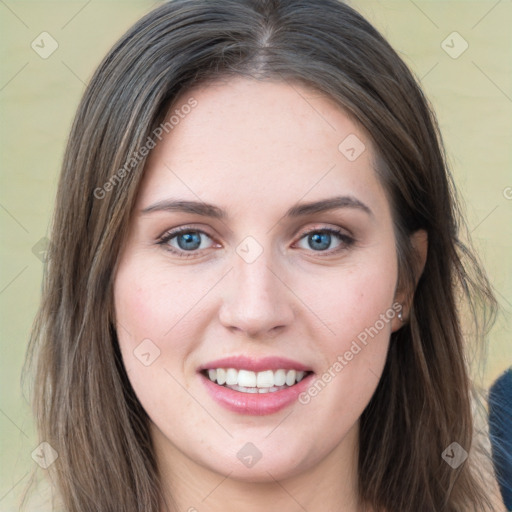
199,372,315,416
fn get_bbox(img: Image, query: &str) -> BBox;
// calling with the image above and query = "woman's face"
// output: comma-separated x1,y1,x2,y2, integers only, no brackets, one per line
114,77,407,484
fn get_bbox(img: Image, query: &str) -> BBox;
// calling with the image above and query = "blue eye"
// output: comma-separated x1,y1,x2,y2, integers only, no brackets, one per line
159,229,214,255
296,228,353,252
158,226,354,258
307,232,332,251
175,232,202,250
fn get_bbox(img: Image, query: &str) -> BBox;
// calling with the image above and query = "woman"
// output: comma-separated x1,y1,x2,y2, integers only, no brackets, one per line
25,0,504,510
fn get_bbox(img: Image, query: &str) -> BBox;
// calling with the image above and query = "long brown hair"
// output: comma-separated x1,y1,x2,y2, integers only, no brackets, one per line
24,0,499,510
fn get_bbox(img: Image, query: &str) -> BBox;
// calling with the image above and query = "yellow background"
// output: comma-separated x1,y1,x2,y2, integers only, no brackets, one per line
1,1,510,509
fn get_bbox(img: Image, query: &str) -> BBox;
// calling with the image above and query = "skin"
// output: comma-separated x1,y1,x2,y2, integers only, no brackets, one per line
113,77,428,512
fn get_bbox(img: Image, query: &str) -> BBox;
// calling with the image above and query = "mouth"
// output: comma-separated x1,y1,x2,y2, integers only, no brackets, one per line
197,355,315,415
200,368,314,394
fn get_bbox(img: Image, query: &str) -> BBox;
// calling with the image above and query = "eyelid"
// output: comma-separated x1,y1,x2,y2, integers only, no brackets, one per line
296,224,352,239
157,224,214,241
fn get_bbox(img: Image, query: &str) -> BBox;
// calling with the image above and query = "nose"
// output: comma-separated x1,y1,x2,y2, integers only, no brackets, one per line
218,248,295,338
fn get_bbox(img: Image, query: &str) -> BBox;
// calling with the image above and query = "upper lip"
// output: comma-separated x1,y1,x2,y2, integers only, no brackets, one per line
198,355,313,373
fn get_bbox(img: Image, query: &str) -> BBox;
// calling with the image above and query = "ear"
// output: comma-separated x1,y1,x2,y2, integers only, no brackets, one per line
391,229,428,331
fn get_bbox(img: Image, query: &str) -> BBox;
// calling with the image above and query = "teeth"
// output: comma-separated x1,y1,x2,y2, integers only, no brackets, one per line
216,368,227,385
226,368,238,385
238,369,257,387
285,369,296,386
274,369,286,386
256,370,273,388
204,368,309,390
227,384,288,394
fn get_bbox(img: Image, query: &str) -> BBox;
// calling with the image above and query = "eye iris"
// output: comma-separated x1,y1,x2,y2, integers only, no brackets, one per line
309,232,331,251
177,232,201,250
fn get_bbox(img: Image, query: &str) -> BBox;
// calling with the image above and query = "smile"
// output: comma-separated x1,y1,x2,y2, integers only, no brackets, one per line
202,368,312,394
198,355,315,414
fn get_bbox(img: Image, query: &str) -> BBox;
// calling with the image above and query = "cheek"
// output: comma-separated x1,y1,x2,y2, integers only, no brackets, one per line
308,252,398,348
296,251,397,417
113,258,189,383
114,258,213,348
113,259,205,419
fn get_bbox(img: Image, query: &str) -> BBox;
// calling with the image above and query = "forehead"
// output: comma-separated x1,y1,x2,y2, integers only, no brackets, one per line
137,77,389,220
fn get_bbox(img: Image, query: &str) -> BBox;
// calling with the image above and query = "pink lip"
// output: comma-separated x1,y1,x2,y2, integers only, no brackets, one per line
198,355,312,372
199,371,315,416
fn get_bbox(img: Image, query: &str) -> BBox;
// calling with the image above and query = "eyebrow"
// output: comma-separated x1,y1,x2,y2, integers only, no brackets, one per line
140,195,373,219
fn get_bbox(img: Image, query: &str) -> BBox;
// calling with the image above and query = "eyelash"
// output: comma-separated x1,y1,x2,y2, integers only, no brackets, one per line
157,226,355,258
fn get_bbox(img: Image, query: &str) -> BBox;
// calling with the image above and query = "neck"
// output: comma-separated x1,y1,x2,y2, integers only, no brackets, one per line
153,422,366,512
